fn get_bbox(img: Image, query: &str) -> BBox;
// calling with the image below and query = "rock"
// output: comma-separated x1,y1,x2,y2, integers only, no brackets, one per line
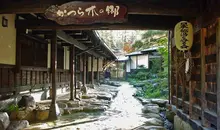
0,112,10,130
174,115,193,130
151,99,167,107
36,110,49,121
142,104,160,114
133,83,145,88
81,95,96,99
67,101,80,108
166,111,176,123
57,102,67,109
144,118,163,126
136,97,151,105
86,84,95,89
164,119,173,130
18,95,36,108
60,108,64,115
97,94,112,101
10,109,36,122
77,81,83,89
7,120,29,130
143,113,162,120
63,107,83,115
81,85,88,94
82,106,107,112
134,125,165,130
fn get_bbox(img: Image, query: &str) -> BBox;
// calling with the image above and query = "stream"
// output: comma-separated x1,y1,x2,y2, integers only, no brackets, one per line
54,82,147,130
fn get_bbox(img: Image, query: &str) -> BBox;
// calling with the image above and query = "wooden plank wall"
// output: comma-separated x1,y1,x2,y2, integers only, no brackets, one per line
0,33,70,99
171,19,219,129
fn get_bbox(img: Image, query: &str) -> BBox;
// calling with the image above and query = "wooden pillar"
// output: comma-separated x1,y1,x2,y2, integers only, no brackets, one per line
216,19,220,130
168,31,171,104
74,54,77,98
80,55,83,81
15,29,23,102
175,48,179,108
83,53,86,86
201,28,207,126
91,56,94,84
69,45,75,101
97,58,100,82
86,55,89,84
48,30,59,120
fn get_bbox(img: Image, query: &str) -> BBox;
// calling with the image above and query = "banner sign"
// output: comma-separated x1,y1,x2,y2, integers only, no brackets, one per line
174,21,193,51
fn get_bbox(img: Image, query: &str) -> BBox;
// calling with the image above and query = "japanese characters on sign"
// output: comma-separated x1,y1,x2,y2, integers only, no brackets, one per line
45,2,127,25
174,21,193,51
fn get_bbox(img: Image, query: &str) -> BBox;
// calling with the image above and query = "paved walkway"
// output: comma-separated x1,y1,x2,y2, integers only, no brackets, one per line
53,82,147,130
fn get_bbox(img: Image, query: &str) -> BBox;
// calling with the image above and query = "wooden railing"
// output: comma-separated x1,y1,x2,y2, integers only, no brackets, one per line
0,65,70,95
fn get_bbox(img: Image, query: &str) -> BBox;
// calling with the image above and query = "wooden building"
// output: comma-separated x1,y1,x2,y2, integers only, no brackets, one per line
1,0,220,129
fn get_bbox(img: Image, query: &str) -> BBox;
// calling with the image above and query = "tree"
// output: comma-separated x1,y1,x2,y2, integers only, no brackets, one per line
132,30,167,51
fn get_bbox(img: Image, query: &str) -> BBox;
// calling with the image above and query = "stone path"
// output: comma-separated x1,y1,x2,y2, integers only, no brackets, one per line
52,82,147,130
24,82,170,130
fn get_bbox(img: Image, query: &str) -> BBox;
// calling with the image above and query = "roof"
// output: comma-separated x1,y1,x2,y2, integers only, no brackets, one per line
126,46,164,56
141,46,164,53
116,56,129,61
126,51,142,56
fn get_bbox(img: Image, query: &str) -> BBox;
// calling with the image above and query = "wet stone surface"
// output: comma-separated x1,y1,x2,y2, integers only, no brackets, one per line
25,82,172,130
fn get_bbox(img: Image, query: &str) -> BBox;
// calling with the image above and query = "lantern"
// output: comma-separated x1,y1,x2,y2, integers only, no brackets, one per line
174,21,193,51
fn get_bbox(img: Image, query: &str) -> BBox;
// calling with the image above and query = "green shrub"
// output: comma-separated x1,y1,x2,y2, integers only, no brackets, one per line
6,104,19,112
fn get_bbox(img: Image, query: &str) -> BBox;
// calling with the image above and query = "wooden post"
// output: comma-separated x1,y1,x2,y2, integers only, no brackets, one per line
69,45,75,101
91,56,94,85
83,53,86,86
86,55,89,84
201,28,207,126
175,48,179,108
48,30,59,120
74,54,77,98
97,58,100,83
168,31,171,104
216,19,220,130
15,29,23,104
80,55,83,81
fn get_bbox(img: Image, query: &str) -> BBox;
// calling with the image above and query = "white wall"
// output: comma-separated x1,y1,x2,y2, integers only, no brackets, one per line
137,54,149,68
130,54,149,69
126,61,131,72
130,56,137,69
64,46,70,70
0,14,16,65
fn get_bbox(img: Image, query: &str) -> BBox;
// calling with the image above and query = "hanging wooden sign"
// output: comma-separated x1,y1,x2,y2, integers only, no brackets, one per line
45,2,127,25
174,21,193,51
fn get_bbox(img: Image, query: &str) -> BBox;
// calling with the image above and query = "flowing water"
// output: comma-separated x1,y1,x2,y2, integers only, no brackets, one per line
54,82,147,130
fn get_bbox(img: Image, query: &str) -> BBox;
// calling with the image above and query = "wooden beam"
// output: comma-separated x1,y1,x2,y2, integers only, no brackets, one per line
48,30,58,120
15,15,181,30
69,45,75,101
56,30,101,57
0,0,199,16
